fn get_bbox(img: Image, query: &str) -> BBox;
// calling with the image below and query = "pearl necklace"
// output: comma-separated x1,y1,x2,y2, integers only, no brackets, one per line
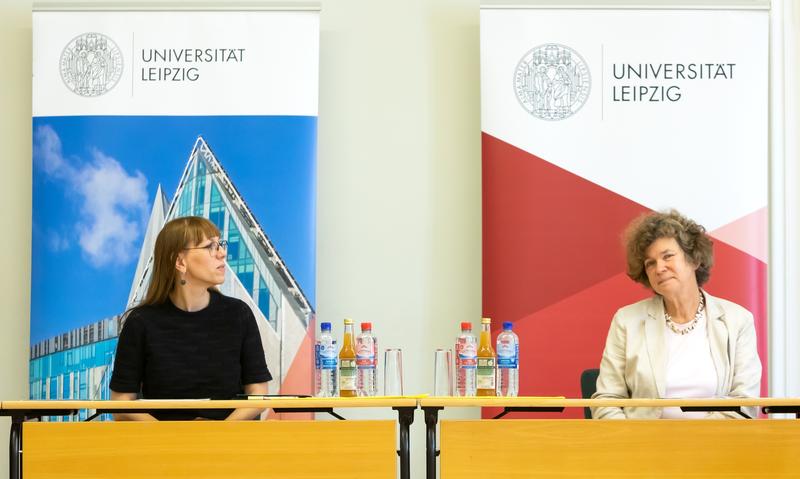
664,292,705,335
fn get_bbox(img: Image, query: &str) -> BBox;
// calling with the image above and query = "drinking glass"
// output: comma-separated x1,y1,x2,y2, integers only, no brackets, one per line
433,349,453,396
384,348,404,396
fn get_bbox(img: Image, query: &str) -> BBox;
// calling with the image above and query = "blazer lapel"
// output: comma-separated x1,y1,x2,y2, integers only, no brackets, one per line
645,297,667,398
703,291,729,396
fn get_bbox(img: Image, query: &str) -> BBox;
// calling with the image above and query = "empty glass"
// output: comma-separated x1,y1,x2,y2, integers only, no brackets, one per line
433,349,453,396
384,348,404,396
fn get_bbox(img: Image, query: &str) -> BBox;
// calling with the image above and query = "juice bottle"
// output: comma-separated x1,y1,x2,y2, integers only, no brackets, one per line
339,318,357,397
476,317,496,396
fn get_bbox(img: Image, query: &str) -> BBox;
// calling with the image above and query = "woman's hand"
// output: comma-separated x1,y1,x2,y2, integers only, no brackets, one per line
225,382,269,421
109,389,157,421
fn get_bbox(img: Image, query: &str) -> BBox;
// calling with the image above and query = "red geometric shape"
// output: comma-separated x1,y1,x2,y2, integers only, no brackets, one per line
269,317,315,420
482,273,650,419
482,133,769,417
482,132,650,324
710,207,768,263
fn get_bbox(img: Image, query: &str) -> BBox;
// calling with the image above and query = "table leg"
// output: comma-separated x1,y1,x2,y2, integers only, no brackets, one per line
9,415,22,479
423,407,442,479
393,407,415,479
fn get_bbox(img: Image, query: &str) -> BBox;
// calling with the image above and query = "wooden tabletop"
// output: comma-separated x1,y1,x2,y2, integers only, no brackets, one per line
418,396,800,408
1,397,419,411
4,397,800,411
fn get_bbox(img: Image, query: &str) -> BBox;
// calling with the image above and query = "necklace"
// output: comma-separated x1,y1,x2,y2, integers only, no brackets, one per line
664,292,705,335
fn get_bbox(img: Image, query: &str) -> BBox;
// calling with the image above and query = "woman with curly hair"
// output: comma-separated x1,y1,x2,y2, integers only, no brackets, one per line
592,210,761,419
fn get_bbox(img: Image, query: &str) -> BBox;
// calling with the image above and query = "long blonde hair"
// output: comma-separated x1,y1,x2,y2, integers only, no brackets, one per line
139,216,221,307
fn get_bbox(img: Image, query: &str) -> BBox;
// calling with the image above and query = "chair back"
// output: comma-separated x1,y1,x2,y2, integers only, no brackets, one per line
580,368,600,419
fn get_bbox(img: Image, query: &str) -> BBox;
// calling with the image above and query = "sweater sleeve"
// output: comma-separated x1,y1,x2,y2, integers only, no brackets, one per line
240,303,272,385
109,312,146,393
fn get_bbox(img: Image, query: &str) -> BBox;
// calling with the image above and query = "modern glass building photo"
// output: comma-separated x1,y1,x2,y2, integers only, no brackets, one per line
30,136,314,419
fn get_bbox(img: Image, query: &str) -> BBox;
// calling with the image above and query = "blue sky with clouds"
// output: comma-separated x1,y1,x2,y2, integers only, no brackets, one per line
31,116,316,343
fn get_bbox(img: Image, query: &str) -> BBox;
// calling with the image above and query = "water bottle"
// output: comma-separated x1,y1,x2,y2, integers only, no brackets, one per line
496,321,519,397
455,322,477,396
315,322,338,397
314,326,322,394
356,322,378,396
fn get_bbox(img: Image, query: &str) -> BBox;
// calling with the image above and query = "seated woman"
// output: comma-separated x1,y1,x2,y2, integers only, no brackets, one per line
109,216,271,421
592,210,761,419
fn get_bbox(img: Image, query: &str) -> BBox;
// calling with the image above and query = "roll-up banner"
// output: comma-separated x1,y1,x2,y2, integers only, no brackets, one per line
481,8,768,417
31,10,319,417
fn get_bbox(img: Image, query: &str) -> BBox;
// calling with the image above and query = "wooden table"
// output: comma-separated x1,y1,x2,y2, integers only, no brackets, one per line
418,397,800,479
2,398,417,479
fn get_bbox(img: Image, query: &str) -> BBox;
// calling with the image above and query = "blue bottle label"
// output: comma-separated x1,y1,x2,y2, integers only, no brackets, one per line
320,340,338,369
497,339,517,369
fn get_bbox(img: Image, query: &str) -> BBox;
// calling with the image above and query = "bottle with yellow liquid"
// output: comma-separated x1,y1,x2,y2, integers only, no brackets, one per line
339,318,357,397
477,317,497,396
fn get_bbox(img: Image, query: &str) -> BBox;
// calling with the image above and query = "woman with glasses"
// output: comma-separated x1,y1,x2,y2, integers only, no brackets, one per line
109,216,271,421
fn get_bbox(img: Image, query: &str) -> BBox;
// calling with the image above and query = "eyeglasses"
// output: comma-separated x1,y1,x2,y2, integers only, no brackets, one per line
184,239,228,256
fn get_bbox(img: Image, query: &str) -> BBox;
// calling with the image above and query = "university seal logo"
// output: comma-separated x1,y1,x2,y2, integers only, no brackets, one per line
514,44,590,121
60,33,123,97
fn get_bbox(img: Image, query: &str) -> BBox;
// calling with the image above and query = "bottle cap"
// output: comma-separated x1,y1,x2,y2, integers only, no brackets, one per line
503,321,512,330
460,322,472,331
361,322,372,331
344,318,354,325
321,322,331,331
481,317,492,324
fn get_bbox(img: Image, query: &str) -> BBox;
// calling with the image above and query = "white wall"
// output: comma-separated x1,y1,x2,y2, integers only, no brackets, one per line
315,2,482,474
0,2,33,478
0,1,797,478
769,0,800,402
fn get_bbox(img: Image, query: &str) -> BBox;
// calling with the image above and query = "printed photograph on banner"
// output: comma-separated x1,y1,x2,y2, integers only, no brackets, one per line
30,116,317,417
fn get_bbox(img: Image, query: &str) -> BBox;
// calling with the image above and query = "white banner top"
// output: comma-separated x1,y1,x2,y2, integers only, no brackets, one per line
33,10,319,117
481,8,768,231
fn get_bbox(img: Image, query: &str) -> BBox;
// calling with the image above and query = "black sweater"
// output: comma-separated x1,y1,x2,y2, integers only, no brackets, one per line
110,290,271,420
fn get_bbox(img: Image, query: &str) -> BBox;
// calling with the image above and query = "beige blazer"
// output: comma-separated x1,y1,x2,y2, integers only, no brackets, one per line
591,291,762,419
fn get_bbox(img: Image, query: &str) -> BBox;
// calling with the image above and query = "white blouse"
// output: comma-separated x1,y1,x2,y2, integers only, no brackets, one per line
661,310,718,419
